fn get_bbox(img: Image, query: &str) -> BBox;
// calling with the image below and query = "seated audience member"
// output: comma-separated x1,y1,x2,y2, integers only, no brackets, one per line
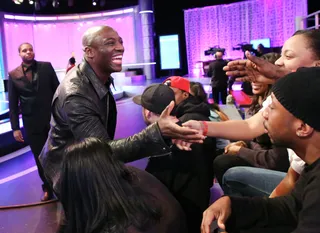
58,137,187,233
201,67,320,233
213,52,289,193
189,81,230,154
184,29,320,198
39,26,203,197
133,83,215,233
66,57,76,73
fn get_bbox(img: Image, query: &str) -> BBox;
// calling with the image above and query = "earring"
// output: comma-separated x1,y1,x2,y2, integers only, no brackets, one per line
297,132,301,137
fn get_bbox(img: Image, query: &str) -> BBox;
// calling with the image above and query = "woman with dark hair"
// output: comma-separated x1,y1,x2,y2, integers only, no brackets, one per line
58,137,187,233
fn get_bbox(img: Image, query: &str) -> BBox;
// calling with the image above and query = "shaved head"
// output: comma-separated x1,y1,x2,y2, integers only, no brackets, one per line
82,26,114,48
80,25,124,81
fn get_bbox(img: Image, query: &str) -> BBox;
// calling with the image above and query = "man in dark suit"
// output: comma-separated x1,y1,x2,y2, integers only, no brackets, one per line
207,51,229,104
8,42,59,201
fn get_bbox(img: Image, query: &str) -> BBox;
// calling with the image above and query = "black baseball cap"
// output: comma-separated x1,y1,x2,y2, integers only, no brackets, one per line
133,84,175,115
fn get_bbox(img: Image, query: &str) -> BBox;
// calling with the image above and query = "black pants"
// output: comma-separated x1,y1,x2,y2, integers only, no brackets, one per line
26,126,51,192
212,86,227,104
213,154,252,186
146,157,210,233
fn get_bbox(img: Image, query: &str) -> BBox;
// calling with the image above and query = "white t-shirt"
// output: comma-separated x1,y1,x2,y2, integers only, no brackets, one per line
260,96,306,174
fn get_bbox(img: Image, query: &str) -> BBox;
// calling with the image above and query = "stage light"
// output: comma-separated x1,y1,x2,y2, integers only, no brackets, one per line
13,0,23,4
52,0,59,8
92,0,96,6
29,0,34,4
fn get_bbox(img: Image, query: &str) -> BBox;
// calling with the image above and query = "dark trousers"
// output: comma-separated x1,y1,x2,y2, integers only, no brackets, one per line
146,157,210,233
213,154,252,186
26,126,51,192
212,86,227,104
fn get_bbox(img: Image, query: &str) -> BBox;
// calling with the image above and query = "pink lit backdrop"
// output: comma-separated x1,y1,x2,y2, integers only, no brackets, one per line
4,15,137,72
184,0,308,75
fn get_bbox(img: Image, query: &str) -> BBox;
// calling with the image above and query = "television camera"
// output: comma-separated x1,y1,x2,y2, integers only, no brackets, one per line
204,46,225,56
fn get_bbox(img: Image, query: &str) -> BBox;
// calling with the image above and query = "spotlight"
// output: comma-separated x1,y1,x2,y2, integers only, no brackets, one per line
52,0,59,8
13,0,23,4
29,0,34,4
92,0,96,6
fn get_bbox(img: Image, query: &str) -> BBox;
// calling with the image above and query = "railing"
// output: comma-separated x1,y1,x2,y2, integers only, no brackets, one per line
295,10,320,30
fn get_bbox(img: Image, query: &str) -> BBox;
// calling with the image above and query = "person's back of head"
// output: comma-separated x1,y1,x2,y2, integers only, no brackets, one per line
69,57,76,65
190,81,229,121
59,137,161,233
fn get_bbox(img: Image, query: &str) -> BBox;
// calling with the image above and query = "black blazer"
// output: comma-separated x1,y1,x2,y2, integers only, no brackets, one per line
8,61,60,134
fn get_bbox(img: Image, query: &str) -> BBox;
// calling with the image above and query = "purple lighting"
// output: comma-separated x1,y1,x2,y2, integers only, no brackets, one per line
184,0,308,75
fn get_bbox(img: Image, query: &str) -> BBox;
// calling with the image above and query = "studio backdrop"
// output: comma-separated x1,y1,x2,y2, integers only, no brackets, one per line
184,0,307,75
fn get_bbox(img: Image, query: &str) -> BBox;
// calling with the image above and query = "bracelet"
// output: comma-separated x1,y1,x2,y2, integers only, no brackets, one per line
201,121,208,136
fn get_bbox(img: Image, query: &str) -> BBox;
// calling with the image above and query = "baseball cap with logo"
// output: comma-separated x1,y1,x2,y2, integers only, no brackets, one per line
132,84,175,115
163,76,191,93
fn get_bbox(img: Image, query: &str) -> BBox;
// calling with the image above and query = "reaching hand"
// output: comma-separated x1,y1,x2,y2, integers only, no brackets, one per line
223,51,291,84
13,130,24,143
201,196,232,233
158,101,205,143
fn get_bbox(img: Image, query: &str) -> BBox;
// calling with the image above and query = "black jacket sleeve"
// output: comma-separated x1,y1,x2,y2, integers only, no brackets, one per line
237,146,289,172
8,74,20,131
64,95,171,163
48,62,60,93
226,195,297,232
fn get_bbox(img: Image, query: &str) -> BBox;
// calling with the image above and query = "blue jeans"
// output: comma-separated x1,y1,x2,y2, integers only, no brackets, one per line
222,167,286,197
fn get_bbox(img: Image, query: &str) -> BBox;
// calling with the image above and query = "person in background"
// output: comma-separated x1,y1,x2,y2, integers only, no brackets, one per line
58,137,187,233
66,57,76,73
207,51,229,104
8,42,59,201
201,67,320,233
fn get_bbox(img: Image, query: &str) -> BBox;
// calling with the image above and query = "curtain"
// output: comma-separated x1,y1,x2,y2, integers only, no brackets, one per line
4,14,136,72
184,0,308,75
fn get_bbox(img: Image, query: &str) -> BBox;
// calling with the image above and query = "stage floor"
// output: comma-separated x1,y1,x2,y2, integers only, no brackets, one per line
0,76,236,233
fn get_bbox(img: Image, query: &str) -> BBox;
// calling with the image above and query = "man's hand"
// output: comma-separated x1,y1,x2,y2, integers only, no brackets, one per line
13,130,24,142
182,120,203,133
158,101,205,143
201,196,232,233
223,51,290,83
224,141,247,154
172,139,192,151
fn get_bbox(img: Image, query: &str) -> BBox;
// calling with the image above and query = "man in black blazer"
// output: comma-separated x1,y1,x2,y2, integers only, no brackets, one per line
8,42,59,201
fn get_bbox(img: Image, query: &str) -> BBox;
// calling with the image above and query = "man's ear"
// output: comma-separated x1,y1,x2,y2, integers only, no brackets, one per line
143,109,151,119
84,47,95,59
296,121,314,137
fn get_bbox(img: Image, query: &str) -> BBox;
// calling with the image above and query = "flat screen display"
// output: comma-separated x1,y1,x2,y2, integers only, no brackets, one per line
250,38,271,49
159,34,180,70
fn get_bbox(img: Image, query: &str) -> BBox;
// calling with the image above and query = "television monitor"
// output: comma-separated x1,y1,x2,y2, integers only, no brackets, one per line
250,38,271,49
159,34,180,70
